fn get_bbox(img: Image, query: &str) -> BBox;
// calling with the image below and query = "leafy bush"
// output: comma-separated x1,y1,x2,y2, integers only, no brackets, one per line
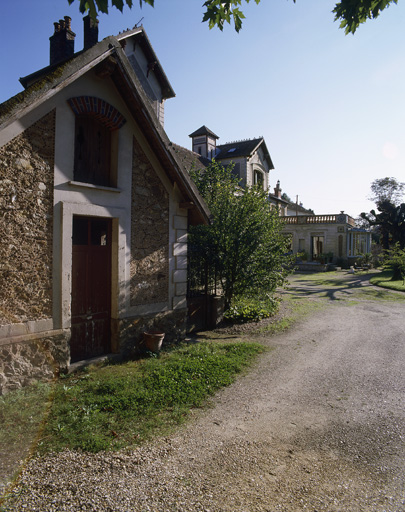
356,252,372,267
189,161,294,308
224,295,280,323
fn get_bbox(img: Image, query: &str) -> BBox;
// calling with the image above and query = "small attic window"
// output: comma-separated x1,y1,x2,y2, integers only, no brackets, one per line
228,148,236,153
68,97,126,187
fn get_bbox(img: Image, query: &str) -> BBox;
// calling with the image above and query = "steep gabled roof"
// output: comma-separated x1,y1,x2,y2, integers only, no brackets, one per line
116,26,175,100
19,25,175,102
216,137,274,170
0,35,209,225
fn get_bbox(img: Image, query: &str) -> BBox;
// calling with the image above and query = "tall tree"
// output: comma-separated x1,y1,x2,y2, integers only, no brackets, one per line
188,161,292,308
68,0,399,34
361,178,405,250
369,177,405,206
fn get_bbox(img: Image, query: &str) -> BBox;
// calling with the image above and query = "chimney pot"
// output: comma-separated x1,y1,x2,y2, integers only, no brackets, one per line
50,16,76,66
274,180,282,199
83,15,99,50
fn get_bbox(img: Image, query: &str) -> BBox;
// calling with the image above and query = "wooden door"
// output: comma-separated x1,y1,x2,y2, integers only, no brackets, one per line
71,216,112,362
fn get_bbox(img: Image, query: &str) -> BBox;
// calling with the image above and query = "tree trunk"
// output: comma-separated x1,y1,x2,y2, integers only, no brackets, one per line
391,268,403,281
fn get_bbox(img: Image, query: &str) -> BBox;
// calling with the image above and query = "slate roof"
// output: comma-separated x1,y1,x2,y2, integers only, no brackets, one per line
189,125,219,139
19,26,175,101
170,143,211,175
268,193,289,206
215,137,274,170
0,33,209,225
286,200,315,215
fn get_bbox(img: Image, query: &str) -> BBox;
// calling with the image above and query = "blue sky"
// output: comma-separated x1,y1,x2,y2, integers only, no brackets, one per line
1,0,404,217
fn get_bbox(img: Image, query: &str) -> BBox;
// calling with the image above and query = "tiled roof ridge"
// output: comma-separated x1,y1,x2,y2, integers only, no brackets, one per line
171,141,200,155
221,136,263,145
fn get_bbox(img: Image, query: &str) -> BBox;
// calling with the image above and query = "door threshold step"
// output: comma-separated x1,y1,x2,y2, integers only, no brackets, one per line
68,353,122,374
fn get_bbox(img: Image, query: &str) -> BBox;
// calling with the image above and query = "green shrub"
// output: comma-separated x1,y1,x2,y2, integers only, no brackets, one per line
224,295,280,323
384,243,405,283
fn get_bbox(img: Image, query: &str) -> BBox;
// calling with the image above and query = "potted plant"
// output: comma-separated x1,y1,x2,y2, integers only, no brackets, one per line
143,330,165,353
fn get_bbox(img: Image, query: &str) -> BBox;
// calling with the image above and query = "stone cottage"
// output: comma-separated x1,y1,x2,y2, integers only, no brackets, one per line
0,17,210,393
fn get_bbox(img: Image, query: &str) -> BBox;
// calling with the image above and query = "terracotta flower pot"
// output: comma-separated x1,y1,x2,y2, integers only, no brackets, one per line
143,330,165,353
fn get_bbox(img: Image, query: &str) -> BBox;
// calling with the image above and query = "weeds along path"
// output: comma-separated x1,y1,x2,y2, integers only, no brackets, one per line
3,271,405,511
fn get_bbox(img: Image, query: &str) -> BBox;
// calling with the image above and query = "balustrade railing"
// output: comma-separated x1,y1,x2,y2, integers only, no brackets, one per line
281,214,355,226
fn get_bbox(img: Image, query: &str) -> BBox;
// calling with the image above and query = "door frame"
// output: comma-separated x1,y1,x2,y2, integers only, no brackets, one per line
56,202,125,358
70,216,112,361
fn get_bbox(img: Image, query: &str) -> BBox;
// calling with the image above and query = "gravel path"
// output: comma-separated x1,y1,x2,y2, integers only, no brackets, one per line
2,272,405,511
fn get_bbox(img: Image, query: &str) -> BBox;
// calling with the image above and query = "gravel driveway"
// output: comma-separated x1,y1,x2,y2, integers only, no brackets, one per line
2,272,405,511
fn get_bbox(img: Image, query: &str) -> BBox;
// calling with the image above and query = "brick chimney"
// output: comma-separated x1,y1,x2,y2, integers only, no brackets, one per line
50,16,76,66
274,180,282,199
83,15,99,50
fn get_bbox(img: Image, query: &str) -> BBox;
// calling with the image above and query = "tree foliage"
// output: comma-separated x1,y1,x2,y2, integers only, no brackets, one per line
333,0,398,34
369,177,405,207
361,177,405,250
188,161,293,309
384,243,405,283
67,0,399,34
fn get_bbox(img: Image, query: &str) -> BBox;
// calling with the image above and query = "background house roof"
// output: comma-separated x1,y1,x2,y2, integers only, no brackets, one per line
189,125,219,139
216,137,274,170
285,200,315,215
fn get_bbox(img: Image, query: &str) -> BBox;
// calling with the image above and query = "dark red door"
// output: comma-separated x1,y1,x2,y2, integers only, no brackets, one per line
71,217,112,362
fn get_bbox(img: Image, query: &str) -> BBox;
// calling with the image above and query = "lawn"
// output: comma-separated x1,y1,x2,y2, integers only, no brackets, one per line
20,341,264,455
370,270,405,292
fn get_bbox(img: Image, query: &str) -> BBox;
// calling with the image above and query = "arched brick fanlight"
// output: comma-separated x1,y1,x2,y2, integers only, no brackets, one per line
67,96,126,130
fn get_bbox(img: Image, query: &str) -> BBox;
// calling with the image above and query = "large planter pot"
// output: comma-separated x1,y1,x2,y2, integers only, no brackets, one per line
143,330,165,353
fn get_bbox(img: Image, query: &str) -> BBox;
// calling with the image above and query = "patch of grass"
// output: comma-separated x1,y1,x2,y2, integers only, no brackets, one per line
38,342,264,454
370,270,405,293
258,296,325,335
0,382,54,494
0,382,52,449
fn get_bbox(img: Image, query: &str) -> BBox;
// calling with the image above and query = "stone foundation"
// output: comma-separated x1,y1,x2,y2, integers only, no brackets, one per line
119,309,187,358
0,310,187,394
0,330,70,395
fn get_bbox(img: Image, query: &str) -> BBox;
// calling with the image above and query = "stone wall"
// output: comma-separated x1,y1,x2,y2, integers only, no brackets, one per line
0,111,55,325
118,309,187,358
0,330,70,395
130,136,169,306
